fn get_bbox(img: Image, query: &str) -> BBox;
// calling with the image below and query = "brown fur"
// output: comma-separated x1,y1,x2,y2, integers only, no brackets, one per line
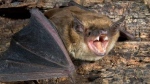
44,6,119,61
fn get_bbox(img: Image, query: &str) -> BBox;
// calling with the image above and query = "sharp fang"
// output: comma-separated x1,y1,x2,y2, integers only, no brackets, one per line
104,36,108,41
95,36,100,41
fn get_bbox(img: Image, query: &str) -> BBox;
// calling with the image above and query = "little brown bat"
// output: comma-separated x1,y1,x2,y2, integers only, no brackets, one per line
45,6,134,61
0,5,135,82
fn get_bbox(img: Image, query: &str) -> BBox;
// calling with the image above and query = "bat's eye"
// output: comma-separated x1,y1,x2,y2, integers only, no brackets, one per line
85,29,92,37
88,31,91,36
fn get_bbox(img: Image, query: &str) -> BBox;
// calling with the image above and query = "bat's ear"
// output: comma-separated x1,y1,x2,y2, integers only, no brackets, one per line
110,16,125,35
72,14,84,33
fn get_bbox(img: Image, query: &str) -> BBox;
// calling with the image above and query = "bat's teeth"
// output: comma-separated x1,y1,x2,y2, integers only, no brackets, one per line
95,36,100,41
104,36,108,41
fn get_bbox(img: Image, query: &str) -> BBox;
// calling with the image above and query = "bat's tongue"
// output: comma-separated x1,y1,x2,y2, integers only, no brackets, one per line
92,35,108,55
93,41,108,53
88,35,109,55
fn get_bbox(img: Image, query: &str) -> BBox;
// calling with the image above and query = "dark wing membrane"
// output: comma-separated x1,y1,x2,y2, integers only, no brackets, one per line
0,9,75,82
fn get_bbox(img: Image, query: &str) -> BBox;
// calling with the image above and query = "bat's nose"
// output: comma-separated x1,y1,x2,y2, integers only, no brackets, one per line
101,30,107,34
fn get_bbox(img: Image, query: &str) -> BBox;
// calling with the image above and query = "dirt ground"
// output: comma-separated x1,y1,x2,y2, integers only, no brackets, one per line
0,0,150,84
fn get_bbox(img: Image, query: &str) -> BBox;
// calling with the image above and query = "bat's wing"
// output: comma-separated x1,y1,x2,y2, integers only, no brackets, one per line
0,9,75,82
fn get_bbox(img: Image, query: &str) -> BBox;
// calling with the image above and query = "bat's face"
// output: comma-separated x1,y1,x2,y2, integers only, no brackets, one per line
69,15,119,61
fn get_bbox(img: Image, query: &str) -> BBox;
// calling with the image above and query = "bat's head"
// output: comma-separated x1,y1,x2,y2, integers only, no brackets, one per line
71,15,125,61
45,6,125,61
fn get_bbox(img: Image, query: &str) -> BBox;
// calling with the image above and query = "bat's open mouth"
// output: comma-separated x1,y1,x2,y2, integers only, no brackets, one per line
88,35,109,56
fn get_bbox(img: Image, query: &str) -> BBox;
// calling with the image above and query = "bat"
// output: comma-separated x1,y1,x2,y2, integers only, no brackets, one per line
44,6,135,61
0,3,136,83
0,9,75,82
